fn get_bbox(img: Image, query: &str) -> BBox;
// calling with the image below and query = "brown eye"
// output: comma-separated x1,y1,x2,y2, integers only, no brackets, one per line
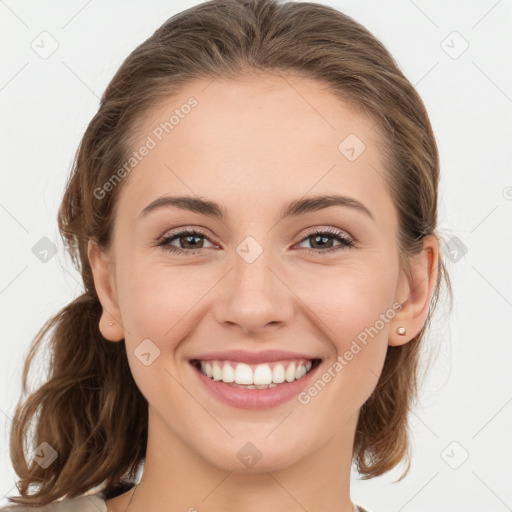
296,228,355,254
157,229,215,255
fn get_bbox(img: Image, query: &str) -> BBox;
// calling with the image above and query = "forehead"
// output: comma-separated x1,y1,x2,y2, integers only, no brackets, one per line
116,73,396,230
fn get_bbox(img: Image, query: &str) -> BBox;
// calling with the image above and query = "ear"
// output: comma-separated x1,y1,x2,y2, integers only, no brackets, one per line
389,234,440,346
87,239,125,342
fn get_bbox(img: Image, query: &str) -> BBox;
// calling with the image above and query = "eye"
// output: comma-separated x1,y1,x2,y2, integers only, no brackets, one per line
295,227,355,255
155,226,355,256
156,228,217,256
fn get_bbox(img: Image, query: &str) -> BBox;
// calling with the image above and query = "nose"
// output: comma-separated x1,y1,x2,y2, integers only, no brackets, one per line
213,245,295,336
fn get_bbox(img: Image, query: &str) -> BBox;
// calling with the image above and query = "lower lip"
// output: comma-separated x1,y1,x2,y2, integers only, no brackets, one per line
191,361,320,410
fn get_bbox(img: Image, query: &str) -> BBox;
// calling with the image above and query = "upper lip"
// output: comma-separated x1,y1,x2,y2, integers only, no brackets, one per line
189,350,320,365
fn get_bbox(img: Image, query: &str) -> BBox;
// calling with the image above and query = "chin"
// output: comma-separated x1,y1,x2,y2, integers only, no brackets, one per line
196,436,309,474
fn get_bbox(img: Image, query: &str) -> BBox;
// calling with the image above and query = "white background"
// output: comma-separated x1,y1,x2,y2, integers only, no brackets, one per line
1,1,511,511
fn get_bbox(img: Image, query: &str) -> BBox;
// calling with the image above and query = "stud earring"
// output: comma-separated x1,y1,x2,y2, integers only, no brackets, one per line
108,322,114,326
396,326,406,335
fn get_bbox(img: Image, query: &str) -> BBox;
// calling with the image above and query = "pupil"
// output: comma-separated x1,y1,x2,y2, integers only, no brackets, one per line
182,235,202,249
312,235,333,249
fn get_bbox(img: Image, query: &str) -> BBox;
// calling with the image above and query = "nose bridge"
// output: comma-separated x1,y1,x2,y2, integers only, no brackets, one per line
213,234,294,333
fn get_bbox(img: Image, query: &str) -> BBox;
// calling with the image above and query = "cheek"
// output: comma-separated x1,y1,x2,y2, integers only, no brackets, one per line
293,260,397,409
292,258,397,345
116,257,212,338
115,261,210,404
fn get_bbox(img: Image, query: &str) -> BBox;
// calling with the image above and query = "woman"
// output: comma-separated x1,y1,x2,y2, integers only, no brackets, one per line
2,0,451,511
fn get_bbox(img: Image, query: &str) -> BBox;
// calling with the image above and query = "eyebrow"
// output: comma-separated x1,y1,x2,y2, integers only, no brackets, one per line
138,194,374,221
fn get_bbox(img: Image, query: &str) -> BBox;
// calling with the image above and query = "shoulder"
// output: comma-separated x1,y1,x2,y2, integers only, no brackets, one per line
0,494,107,512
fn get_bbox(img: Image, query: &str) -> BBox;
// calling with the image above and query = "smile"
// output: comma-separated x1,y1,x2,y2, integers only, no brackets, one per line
189,357,322,409
192,358,318,388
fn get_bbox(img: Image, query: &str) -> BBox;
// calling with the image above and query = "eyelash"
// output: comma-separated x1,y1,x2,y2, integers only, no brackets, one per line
155,227,355,256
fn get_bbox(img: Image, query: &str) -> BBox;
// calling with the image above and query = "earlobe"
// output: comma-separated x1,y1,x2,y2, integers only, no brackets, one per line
389,235,440,347
87,239,125,342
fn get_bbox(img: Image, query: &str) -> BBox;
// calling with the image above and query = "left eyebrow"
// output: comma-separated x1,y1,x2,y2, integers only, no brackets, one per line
138,193,374,221
139,195,225,220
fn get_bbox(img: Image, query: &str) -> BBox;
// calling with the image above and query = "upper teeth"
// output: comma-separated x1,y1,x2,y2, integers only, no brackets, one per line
199,359,313,385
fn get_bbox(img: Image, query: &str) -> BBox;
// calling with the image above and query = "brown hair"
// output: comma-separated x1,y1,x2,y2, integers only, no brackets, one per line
6,0,452,506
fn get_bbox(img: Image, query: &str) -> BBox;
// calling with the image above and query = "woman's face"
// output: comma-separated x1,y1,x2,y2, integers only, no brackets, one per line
90,73,423,473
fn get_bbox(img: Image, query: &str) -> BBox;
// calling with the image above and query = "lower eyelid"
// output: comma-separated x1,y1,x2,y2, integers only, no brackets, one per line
157,229,354,254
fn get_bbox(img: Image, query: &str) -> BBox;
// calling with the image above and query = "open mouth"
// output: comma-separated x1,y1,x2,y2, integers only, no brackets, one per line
190,358,322,389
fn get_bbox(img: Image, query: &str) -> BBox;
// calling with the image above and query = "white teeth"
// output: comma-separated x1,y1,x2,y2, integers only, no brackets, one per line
199,359,315,385
295,362,305,380
272,364,285,383
253,364,273,385
234,363,253,384
285,362,296,382
212,362,223,381
222,362,235,383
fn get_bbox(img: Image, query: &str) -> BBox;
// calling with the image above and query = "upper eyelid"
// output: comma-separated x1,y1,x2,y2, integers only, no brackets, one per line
158,226,354,247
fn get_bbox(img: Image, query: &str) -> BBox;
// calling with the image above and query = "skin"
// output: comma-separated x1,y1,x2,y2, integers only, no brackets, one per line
88,72,439,512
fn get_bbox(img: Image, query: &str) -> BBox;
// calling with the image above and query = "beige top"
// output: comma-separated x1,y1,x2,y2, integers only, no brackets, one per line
0,492,370,511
